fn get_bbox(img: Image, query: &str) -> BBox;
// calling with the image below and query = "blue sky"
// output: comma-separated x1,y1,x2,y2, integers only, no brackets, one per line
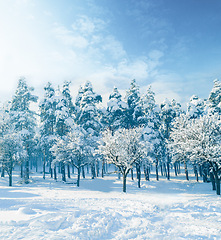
0,0,220,107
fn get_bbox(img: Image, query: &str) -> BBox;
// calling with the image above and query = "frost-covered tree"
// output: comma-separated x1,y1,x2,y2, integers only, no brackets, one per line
53,84,75,181
125,79,141,128
141,86,164,180
186,95,206,119
75,81,102,178
39,82,57,179
51,124,90,186
160,98,182,180
62,81,75,116
168,114,191,181
100,128,147,192
169,113,221,195
0,103,26,186
208,79,221,114
105,87,127,132
9,78,38,183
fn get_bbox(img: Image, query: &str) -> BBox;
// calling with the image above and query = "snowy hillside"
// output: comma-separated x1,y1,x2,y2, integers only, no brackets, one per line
0,170,220,240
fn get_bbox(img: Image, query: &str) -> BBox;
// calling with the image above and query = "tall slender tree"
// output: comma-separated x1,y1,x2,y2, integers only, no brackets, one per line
9,78,38,183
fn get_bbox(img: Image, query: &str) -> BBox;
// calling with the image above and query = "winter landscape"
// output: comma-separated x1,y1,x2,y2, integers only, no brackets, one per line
0,78,221,240
0,168,221,240
1,0,221,239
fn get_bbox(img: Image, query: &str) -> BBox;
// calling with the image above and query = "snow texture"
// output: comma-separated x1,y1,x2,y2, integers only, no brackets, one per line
0,170,220,240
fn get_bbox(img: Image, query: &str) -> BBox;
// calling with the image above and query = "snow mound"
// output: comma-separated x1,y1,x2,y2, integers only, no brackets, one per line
18,207,36,215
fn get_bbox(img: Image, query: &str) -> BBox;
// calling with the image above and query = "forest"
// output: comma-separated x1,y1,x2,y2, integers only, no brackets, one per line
0,78,221,195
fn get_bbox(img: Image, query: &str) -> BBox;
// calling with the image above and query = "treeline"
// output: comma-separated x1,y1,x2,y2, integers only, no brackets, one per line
0,78,220,194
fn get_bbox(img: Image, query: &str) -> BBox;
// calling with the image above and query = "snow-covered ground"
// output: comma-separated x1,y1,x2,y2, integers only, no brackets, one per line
0,169,221,240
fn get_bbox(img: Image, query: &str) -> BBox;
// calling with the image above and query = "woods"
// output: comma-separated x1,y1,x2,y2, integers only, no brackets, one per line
0,78,221,194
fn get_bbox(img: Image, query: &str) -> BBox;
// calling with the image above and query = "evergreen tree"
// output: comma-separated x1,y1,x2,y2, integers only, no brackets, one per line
9,78,38,183
0,102,26,186
75,81,102,178
53,84,75,181
125,79,141,128
186,95,205,119
160,98,182,180
105,87,127,132
39,82,57,179
208,79,221,114
141,86,164,181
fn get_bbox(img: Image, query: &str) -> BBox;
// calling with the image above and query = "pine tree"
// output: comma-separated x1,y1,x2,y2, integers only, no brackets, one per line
125,79,141,128
105,87,127,132
39,82,57,179
75,81,102,178
141,86,164,181
0,102,26,186
208,79,221,114
9,78,38,183
160,98,182,180
186,95,205,119
53,83,75,181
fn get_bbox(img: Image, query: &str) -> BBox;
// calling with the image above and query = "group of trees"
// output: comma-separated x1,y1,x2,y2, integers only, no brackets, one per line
0,78,220,194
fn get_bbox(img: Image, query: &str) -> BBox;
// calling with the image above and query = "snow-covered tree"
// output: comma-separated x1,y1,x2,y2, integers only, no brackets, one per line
169,113,221,195
125,79,141,128
9,78,38,183
160,98,182,180
39,82,57,179
75,81,102,178
208,79,221,114
186,95,206,119
53,84,75,181
168,114,192,181
104,87,127,132
0,103,26,186
100,128,147,192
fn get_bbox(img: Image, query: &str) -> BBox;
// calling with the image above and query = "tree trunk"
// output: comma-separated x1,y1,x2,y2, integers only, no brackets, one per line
146,167,150,181
43,154,46,180
123,171,127,193
167,162,170,180
102,159,105,178
96,161,99,177
184,160,189,181
91,162,95,179
54,166,57,180
137,164,141,188
9,173,12,187
67,164,71,178
9,160,13,186
199,165,202,177
178,161,181,174
61,162,66,182
1,168,5,177
20,163,23,178
156,159,159,181
174,162,177,176
24,156,29,183
214,171,220,195
77,167,81,187
194,165,198,182
210,172,216,190
131,168,134,180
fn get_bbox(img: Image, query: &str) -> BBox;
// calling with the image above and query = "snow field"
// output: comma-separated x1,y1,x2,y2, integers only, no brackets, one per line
0,171,221,240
